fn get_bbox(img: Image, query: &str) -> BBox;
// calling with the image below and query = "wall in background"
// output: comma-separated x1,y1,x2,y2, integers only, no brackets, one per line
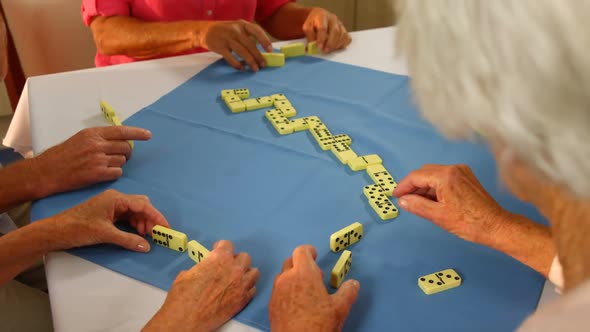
299,0,397,31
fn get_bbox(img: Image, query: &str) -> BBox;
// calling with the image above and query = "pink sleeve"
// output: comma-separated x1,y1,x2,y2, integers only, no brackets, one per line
255,0,294,22
81,0,131,26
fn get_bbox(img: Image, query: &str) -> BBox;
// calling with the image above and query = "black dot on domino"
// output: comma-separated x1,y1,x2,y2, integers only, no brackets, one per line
420,277,426,281
179,248,184,252
437,282,442,285
455,277,460,280
192,251,195,256
446,274,452,278
428,279,434,284
336,247,340,251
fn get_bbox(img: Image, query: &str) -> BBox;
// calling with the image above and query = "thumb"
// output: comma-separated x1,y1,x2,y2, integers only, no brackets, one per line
398,194,444,223
107,228,151,253
331,279,360,318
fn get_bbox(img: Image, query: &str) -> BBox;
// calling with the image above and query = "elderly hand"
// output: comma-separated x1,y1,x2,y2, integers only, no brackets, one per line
31,126,151,199
143,240,259,332
269,245,359,331
200,20,273,72
393,164,511,245
52,189,169,251
303,8,351,54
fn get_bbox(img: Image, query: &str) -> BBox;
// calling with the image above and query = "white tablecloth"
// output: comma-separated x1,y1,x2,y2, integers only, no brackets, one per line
1,27,557,332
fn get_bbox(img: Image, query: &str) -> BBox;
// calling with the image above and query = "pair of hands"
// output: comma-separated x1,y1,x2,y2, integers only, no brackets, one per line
58,189,357,331
145,243,359,332
201,8,351,72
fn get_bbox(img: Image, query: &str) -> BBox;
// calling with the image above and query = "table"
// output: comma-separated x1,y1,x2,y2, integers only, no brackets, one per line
3,27,558,331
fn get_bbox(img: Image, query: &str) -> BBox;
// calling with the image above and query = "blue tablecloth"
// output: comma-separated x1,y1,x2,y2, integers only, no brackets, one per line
33,57,546,331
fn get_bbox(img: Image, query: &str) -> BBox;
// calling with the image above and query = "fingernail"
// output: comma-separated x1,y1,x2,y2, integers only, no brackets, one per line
399,198,408,208
137,243,150,252
352,280,360,289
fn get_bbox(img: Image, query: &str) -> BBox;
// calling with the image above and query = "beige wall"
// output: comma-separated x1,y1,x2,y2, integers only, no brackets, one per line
299,0,397,31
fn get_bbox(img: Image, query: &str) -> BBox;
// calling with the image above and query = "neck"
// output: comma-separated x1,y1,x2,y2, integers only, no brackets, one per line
538,187,590,291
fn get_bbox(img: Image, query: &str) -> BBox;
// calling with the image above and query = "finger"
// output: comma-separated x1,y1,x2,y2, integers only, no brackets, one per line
324,16,342,53
397,194,446,223
292,245,318,270
392,169,440,198
315,14,329,51
101,167,123,182
343,28,352,48
242,267,260,291
239,36,266,69
331,279,360,319
303,22,317,43
219,49,244,71
105,227,151,253
243,22,272,53
213,240,235,254
281,257,293,272
243,286,256,306
107,155,127,168
230,40,259,72
99,126,152,141
234,252,252,271
113,194,169,230
103,141,133,160
137,221,146,236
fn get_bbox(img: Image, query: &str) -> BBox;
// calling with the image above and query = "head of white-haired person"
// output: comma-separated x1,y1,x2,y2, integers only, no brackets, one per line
391,0,590,330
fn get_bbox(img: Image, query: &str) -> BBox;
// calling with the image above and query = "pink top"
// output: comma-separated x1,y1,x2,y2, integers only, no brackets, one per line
82,0,292,67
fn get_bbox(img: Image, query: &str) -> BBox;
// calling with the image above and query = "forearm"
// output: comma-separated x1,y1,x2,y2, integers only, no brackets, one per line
259,3,311,40
90,16,210,58
483,213,555,277
0,217,67,285
0,158,44,213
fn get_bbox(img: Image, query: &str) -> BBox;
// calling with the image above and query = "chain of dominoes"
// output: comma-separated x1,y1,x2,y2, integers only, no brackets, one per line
261,41,319,68
95,89,461,296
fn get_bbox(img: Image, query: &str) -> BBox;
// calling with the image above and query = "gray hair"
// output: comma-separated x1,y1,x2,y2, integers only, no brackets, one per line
395,0,590,197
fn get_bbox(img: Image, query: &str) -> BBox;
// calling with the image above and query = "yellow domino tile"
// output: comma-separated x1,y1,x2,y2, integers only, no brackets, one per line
366,165,397,195
223,95,241,104
100,100,116,119
262,52,285,67
152,225,188,252
330,142,358,164
257,97,274,108
318,134,352,151
228,101,246,113
367,194,398,220
331,250,352,288
307,41,320,55
110,115,122,126
278,106,297,117
310,126,333,142
188,240,210,264
348,154,382,171
244,98,272,111
418,269,462,295
265,109,293,135
274,100,292,109
289,118,310,132
221,89,249,99
271,93,288,101
280,42,306,58
329,222,363,252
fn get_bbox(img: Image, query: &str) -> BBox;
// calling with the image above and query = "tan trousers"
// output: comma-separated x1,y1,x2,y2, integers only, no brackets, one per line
0,203,53,331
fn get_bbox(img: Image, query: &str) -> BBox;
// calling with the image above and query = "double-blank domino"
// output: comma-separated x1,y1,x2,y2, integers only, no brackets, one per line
331,250,352,288
418,269,462,295
152,225,188,252
330,222,363,252
262,53,285,67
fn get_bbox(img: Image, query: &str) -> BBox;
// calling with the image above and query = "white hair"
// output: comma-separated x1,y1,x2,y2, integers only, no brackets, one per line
395,0,590,197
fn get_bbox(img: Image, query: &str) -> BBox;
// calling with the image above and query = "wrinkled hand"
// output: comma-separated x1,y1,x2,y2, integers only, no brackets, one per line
269,245,359,332
143,240,259,332
393,164,511,245
53,189,169,252
200,20,273,72
303,8,351,54
32,126,151,198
